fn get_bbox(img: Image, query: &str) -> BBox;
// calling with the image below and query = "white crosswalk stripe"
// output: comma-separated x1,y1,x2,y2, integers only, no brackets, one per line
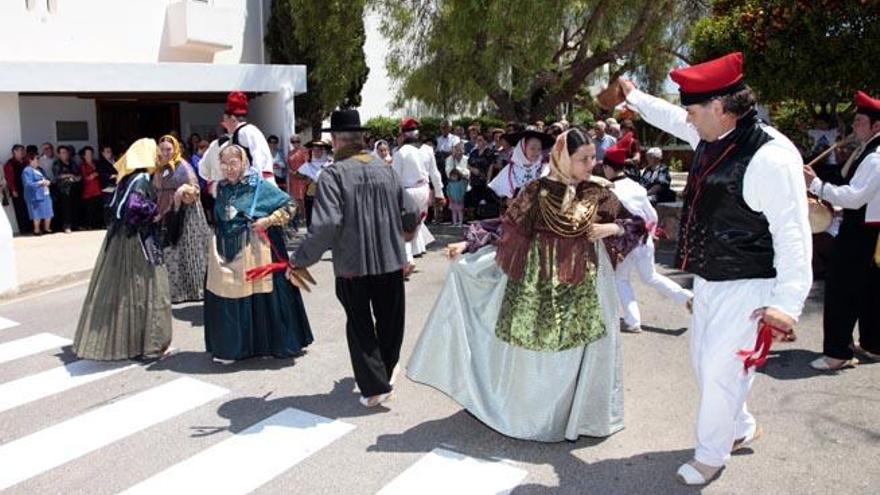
0,316,19,331
120,407,356,495
0,360,139,414
0,377,228,491
0,333,71,364
377,448,527,495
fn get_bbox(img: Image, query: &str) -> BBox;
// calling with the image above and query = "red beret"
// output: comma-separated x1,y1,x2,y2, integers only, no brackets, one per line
400,117,420,131
603,133,633,168
225,91,248,116
855,91,880,120
670,52,745,106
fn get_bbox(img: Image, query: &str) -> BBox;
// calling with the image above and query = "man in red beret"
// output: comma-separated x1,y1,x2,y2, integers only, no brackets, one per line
391,117,445,277
619,52,812,485
804,91,880,371
220,91,276,185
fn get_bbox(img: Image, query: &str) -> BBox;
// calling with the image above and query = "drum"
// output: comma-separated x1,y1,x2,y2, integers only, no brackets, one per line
808,196,833,234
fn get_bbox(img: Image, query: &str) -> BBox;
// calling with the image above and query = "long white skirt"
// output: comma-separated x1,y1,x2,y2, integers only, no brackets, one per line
405,184,434,259
407,243,624,442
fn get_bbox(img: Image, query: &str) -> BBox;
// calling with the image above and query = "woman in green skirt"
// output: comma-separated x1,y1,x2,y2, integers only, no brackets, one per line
73,138,174,361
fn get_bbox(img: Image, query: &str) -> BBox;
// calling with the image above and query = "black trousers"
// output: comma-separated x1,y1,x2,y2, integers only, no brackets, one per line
335,270,405,397
11,195,31,234
823,222,880,359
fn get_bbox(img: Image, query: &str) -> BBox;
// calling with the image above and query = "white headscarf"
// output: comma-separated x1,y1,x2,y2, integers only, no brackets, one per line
488,135,548,198
372,139,393,165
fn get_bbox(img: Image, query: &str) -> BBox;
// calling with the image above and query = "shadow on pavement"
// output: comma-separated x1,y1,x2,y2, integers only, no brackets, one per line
641,325,688,337
172,303,204,327
145,350,299,375
366,410,701,494
194,378,387,438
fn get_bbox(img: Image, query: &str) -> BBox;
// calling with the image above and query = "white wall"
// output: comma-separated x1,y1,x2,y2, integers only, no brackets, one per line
0,93,23,234
18,96,98,151
0,0,263,64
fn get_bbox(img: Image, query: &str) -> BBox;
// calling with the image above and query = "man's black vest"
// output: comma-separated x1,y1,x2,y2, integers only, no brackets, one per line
675,114,776,281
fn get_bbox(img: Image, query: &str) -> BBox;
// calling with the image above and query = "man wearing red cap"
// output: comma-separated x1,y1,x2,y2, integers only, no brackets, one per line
804,91,880,371
220,91,276,185
392,117,445,275
602,135,693,334
619,52,812,485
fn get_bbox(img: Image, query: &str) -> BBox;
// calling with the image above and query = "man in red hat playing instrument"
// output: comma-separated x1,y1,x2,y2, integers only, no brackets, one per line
221,91,276,185
619,52,812,485
392,117,445,275
804,91,880,371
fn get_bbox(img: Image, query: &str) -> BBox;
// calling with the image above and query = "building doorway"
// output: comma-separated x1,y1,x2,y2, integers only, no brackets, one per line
97,100,181,153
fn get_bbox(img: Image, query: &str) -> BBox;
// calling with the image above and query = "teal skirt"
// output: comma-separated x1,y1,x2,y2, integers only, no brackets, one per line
204,229,313,360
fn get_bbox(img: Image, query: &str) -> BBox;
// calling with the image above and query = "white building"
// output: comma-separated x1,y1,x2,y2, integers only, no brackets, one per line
0,0,307,233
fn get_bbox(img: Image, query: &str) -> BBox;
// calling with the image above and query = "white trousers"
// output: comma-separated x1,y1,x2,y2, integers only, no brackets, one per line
615,239,692,328
405,185,434,263
690,275,773,467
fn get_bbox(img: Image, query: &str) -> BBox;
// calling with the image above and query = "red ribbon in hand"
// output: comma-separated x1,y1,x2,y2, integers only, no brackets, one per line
736,319,790,371
244,227,289,282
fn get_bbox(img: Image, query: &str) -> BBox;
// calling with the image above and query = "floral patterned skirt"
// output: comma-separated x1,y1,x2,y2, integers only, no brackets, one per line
496,242,605,352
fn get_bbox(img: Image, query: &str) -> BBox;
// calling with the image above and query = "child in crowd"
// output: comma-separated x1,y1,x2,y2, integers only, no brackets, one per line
446,168,468,226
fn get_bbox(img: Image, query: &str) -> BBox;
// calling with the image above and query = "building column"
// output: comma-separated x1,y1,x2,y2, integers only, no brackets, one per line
0,92,20,294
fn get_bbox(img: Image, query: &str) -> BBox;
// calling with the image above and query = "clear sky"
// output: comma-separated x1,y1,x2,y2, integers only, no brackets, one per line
357,11,396,121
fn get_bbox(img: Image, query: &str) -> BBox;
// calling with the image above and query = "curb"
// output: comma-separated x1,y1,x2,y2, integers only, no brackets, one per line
0,269,92,302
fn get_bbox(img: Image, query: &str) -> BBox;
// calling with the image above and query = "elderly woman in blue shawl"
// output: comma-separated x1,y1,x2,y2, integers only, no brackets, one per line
204,144,313,364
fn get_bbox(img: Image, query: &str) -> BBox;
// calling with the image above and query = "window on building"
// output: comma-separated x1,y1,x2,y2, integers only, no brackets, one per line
56,121,89,141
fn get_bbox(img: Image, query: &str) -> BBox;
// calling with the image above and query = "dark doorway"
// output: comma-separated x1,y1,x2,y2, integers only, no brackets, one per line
96,100,181,154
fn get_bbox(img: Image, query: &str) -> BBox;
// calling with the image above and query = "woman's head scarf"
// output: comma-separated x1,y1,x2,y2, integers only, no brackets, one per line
157,134,183,169
114,138,158,179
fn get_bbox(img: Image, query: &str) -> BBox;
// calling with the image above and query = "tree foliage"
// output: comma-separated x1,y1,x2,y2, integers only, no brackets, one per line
371,0,706,122
265,0,370,136
690,0,880,113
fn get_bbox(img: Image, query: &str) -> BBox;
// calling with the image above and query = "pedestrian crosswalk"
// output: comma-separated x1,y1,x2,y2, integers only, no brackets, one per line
0,330,533,494
0,332,71,364
0,360,139,414
378,448,527,495
0,316,19,330
122,408,355,494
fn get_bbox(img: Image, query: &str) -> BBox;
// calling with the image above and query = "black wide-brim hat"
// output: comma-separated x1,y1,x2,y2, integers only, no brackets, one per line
321,109,368,132
305,139,332,149
503,129,555,150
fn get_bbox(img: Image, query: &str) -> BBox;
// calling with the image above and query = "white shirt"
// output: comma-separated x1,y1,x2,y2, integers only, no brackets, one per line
810,143,880,223
445,154,470,179
392,143,444,198
436,133,461,154
610,176,658,228
626,89,813,321
299,158,332,182
233,122,276,184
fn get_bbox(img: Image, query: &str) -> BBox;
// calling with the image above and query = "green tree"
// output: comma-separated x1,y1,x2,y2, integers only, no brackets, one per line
371,0,706,122
265,0,370,136
690,0,880,115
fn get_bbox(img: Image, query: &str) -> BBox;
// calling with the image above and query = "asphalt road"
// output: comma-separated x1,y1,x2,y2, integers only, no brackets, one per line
0,231,877,494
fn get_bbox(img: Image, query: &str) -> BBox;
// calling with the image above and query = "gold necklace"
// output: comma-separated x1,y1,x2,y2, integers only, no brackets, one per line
537,187,597,238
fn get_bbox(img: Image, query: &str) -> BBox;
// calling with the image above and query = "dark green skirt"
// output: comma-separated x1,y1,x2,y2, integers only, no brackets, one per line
74,232,172,360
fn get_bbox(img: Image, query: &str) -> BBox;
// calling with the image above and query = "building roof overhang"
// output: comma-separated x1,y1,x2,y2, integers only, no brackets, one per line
0,62,307,94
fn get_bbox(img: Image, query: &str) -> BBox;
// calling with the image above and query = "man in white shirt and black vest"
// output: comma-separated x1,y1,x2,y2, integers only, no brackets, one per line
619,52,812,485
804,90,880,371
219,91,276,185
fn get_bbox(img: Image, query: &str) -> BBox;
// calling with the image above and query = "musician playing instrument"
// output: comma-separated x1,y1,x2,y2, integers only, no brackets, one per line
620,52,812,486
804,91,880,371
